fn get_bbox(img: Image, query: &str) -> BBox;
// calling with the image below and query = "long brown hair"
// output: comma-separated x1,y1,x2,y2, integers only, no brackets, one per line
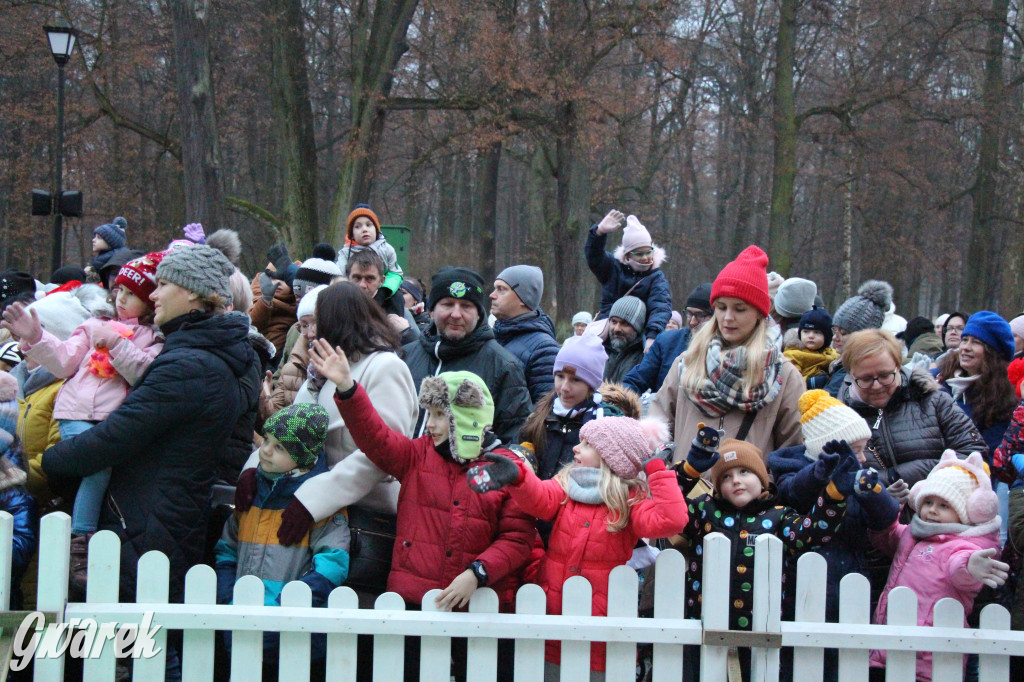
519,390,557,459
315,281,400,362
938,342,1017,431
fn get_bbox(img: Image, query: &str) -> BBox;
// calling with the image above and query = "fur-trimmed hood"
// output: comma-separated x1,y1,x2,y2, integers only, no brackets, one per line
596,381,642,419
419,371,495,461
613,243,667,270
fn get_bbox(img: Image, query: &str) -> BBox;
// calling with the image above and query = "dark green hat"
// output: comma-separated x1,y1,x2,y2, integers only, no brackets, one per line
264,403,329,467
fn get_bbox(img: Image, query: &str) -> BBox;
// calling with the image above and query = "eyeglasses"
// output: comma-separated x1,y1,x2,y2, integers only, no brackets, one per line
299,321,316,333
852,370,899,389
627,248,654,260
685,310,711,322
946,325,965,334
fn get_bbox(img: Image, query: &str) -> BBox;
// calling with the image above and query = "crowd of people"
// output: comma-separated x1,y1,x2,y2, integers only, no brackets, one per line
0,206,1022,682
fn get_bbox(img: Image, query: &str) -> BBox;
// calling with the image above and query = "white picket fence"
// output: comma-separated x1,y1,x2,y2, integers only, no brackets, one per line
2,511,1024,681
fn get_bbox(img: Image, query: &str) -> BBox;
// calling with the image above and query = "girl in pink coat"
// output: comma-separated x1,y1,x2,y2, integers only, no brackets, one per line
468,415,688,678
1,253,164,537
869,450,1009,681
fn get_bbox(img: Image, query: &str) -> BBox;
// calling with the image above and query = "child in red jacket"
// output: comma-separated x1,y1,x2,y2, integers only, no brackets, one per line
467,414,688,678
310,339,533,682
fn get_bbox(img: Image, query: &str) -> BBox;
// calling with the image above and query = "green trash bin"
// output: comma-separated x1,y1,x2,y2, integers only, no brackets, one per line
381,224,411,273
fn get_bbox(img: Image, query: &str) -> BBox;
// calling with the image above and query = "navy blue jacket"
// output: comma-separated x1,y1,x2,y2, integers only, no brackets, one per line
0,450,38,609
622,328,693,395
493,310,561,403
584,224,672,340
767,445,899,621
43,311,261,603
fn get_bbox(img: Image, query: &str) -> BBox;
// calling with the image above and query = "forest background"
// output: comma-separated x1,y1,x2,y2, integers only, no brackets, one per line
2,0,1023,332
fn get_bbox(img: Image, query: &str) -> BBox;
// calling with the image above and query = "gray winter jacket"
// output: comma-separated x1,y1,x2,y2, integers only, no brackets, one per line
837,368,986,488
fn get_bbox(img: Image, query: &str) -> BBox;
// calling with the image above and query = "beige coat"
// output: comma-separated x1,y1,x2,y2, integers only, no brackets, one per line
650,355,804,461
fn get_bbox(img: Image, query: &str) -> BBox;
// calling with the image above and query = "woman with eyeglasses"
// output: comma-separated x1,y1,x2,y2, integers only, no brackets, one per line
585,209,672,351
823,280,895,397
650,247,805,456
837,328,986,492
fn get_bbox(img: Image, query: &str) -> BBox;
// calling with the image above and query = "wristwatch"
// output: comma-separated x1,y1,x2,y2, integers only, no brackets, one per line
468,560,488,587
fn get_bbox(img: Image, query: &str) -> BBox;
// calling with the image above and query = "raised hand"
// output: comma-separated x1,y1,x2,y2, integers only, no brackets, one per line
826,448,861,499
258,272,281,304
0,302,42,344
812,451,842,482
886,479,910,505
309,338,353,392
183,222,206,244
967,548,1010,588
267,243,292,276
597,209,626,234
685,423,723,474
821,439,855,459
467,453,520,493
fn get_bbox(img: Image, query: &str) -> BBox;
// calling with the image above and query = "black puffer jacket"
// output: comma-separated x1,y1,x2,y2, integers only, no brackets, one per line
43,311,260,602
837,368,986,488
403,321,532,445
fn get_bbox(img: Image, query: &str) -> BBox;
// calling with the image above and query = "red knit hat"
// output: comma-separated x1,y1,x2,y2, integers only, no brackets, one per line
710,245,771,317
114,251,164,308
346,204,381,244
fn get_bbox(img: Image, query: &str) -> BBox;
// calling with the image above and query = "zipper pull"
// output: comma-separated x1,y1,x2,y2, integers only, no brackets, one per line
873,409,883,430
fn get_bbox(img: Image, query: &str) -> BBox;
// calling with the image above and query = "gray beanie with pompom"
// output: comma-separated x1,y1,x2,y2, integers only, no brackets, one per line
155,244,234,302
832,280,893,332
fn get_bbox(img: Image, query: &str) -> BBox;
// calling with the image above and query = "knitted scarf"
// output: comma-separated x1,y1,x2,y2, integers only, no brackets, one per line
689,335,783,418
568,466,604,505
910,515,1001,539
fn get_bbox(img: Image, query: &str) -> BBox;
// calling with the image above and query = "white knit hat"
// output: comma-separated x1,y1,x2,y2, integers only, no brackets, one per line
619,215,653,254
296,284,327,320
909,450,998,525
798,389,872,459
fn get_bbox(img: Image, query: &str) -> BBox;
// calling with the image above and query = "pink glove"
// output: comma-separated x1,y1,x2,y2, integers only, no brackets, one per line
183,223,206,244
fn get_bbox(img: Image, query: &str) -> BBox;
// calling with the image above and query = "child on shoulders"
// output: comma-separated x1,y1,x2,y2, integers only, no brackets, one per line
783,306,838,389
336,204,403,301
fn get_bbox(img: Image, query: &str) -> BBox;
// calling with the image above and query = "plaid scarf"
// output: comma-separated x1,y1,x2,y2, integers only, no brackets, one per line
689,334,783,418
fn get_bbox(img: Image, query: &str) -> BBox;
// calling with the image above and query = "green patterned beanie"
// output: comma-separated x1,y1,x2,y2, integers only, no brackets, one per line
263,403,329,467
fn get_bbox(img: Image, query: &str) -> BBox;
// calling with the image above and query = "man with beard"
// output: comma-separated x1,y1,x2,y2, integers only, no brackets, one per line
402,266,532,444
603,296,647,384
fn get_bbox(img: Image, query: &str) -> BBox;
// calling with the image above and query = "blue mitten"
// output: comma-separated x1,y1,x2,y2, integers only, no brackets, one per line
682,423,724,477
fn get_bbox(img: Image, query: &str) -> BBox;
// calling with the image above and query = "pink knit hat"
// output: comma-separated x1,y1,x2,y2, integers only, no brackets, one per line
579,416,668,478
620,215,653,254
909,450,999,525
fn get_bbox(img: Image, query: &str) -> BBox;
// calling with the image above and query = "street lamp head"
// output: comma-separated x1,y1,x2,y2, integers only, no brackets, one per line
44,17,76,67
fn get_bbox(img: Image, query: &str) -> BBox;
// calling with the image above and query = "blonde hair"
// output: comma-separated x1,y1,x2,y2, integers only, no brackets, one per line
840,329,902,374
555,459,650,533
681,314,770,395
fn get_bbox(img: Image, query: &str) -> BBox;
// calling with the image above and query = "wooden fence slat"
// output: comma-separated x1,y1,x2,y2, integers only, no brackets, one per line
513,584,546,682
181,565,216,682
372,592,405,682
34,512,70,682
751,535,782,682
652,548,686,682
325,587,359,681
884,587,917,681
418,589,451,682
466,587,499,682
558,576,592,682
230,575,265,680
278,581,313,682
836,572,870,682
791,551,827,681
930,599,964,682
82,531,121,682
605,565,638,681
700,533,731,681
978,603,1011,681
131,551,169,682
0,512,13,611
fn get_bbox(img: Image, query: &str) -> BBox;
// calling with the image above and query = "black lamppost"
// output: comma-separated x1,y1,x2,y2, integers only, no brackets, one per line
44,17,76,273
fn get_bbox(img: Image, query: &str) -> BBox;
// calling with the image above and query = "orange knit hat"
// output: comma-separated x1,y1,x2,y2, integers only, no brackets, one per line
346,204,381,244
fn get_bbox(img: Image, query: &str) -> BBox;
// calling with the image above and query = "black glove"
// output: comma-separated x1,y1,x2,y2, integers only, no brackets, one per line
812,451,842,483
467,453,520,493
267,243,292,276
821,439,855,459
234,468,257,512
685,423,723,474
644,442,676,469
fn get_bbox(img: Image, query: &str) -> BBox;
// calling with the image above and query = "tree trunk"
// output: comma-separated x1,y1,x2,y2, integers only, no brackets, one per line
265,0,319,250
328,0,420,245
168,0,226,228
768,0,797,275
551,101,591,327
965,0,1010,311
478,140,502,288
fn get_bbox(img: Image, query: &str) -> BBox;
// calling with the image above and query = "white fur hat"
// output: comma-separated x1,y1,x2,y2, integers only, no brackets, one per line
909,450,999,525
27,284,110,341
